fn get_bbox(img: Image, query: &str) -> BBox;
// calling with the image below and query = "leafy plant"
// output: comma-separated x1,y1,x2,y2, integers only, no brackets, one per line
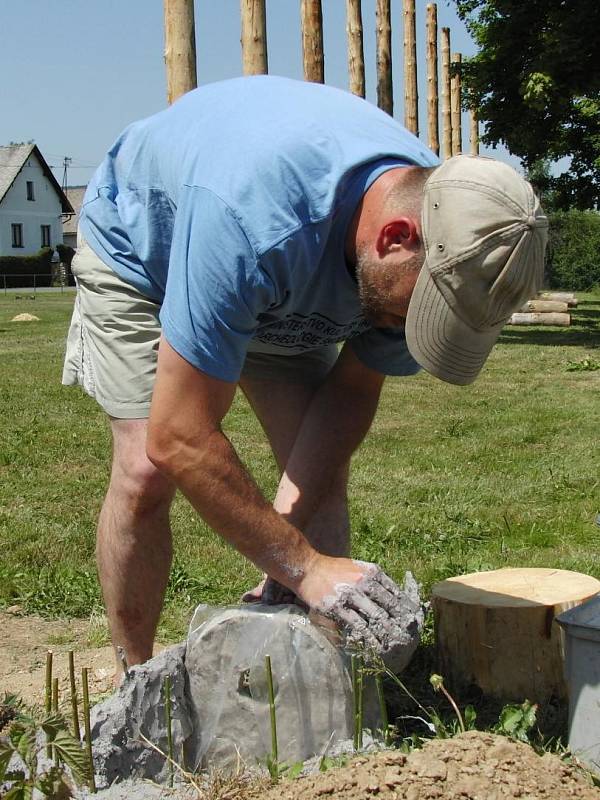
494,700,538,743
0,710,92,798
567,357,600,372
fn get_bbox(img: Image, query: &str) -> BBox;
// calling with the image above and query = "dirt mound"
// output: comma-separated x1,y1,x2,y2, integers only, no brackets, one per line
257,732,600,800
10,313,40,321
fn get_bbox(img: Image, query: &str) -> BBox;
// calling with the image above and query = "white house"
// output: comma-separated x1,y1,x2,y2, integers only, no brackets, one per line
0,143,73,257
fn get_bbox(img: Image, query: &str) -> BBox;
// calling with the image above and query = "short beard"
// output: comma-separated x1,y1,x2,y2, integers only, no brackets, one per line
356,245,424,324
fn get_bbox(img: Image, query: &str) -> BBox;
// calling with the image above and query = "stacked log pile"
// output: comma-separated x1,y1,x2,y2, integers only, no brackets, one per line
507,292,577,327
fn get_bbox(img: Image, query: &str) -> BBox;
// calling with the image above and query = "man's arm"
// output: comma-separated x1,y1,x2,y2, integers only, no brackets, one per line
148,337,416,656
146,336,366,604
273,342,385,541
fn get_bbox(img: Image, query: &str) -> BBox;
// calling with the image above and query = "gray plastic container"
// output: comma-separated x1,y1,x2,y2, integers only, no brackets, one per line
556,592,600,774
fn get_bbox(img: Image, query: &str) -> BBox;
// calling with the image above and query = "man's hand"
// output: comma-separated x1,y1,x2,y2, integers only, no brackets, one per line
241,576,299,605
297,558,424,670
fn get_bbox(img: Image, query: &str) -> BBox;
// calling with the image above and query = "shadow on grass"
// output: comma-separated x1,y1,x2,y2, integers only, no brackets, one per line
499,301,600,348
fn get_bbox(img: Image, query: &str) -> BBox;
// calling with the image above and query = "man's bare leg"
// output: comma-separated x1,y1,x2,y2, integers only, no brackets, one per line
96,418,176,673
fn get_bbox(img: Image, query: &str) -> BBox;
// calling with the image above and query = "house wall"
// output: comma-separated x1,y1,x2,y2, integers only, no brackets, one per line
0,156,64,256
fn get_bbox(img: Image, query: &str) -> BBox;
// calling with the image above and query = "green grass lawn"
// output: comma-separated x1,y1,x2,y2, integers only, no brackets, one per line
0,290,598,641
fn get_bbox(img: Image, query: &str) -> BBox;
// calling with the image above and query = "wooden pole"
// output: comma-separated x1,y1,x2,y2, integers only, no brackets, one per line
240,0,268,75
470,110,479,155
426,4,439,155
376,0,393,115
163,0,197,105
346,0,365,98
441,27,452,159
451,52,462,155
301,0,324,83
403,0,418,135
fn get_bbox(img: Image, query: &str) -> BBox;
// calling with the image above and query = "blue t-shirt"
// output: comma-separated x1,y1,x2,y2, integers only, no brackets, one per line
80,75,439,381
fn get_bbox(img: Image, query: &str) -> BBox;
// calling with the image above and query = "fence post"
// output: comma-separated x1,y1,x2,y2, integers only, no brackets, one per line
403,0,418,136
163,0,197,105
426,4,439,156
441,27,452,159
346,0,365,98
375,0,393,115
301,0,324,83
240,0,268,75
470,110,480,155
451,52,462,155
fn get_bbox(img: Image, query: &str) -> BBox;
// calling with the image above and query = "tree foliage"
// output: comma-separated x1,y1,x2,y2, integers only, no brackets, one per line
453,0,600,209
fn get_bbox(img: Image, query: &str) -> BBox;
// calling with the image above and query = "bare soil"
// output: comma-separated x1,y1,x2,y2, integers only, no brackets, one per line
0,610,117,707
255,732,600,800
1,612,599,800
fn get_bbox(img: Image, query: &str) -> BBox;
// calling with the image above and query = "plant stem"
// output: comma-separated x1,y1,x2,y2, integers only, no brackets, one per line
351,654,364,751
440,684,465,734
45,650,53,758
81,667,96,793
357,656,364,750
164,676,174,788
375,673,390,745
265,655,278,764
52,677,59,767
68,650,81,741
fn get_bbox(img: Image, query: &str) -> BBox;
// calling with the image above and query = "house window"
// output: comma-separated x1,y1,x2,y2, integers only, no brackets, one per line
11,223,23,248
41,225,51,247
26,181,35,201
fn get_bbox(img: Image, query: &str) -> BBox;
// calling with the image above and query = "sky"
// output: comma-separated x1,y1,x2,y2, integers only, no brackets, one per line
0,0,520,188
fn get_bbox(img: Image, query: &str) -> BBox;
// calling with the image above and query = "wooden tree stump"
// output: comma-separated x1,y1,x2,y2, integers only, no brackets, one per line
432,568,600,703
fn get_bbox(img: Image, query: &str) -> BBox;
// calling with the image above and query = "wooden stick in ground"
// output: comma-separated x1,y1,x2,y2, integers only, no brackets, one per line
68,650,81,741
441,27,452,159
451,52,462,155
403,0,418,135
265,655,278,763
52,677,59,767
376,0,393,115
163,0,197,105
470,109,479,154
164,676,174,788
301,0,324,83
426,4,439,155
82,668,96,793
240,0,268,76
45,650,53,758
346,0,365,97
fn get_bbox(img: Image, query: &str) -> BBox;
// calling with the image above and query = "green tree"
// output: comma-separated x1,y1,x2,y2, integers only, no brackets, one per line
454,0,600,209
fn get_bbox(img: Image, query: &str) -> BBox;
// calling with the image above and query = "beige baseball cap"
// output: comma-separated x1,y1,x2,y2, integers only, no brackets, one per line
405,154,548,385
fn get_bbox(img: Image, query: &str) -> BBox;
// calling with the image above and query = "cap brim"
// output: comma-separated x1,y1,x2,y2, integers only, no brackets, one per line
405,264,505,385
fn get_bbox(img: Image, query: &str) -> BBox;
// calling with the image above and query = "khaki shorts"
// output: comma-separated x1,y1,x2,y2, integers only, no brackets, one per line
62,237,338,419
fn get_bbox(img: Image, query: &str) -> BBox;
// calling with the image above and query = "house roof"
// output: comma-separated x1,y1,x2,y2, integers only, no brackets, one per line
63,186,87,234
0,143,74,213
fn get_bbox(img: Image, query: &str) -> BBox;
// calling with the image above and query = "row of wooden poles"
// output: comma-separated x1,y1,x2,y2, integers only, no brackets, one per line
163,0,479,159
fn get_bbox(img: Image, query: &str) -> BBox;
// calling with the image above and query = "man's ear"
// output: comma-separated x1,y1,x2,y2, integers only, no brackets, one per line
376,217,420,255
